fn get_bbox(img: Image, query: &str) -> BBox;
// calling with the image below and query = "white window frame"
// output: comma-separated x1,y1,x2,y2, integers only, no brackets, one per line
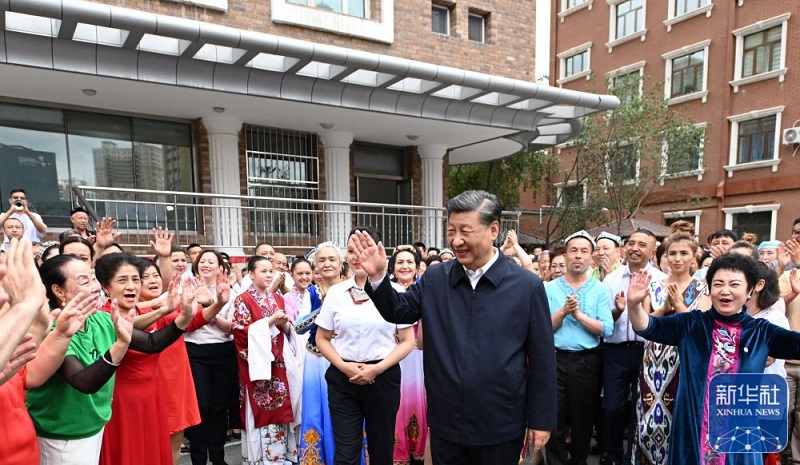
468,12,486,43
431,4,450,35
663,40,710,105
723,204,780,241
167,0,228,10
606,0,647,52
555,180,587,208
663,210,703,240
605,142,640,187
272,0,393,43
725,106,784,177
664,0,712,32
661,122,706,182
557,42,592,85
558,0,594,22
606,60,646,96
730,13,790,93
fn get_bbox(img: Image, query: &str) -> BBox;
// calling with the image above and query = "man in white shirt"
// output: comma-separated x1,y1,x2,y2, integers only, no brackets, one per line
601,229,667,465
0,189,46,247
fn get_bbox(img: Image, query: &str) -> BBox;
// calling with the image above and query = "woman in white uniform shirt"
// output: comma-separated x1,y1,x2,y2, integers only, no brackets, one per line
316,227,416,465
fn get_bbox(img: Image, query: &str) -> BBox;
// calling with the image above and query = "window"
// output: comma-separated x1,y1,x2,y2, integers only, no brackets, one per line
606,61,645,102
565,50,588,78
671,50,704,97
724,204,780,242
726,106,783,176
557,42,592,85
663,125,705,177
663,40,710,104
664,210,702,238
606,144,639,185
246,126,318,236
558,0,593,20
468,13,485,42
615,0,644,40
664,0,712,31
432,5,450,35
737,116,776,164
556,181,586,208
674,0,708,17
0,103,194,229
731,14,789,92
742,26,782,78
289,0,367,17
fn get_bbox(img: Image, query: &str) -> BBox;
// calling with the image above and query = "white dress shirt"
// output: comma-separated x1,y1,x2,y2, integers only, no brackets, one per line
2,212,45,246
463,248,500,289
316,277,410,362
603,263,668,344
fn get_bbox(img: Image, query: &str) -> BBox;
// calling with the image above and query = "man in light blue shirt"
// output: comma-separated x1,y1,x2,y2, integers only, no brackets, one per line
545,230,613,465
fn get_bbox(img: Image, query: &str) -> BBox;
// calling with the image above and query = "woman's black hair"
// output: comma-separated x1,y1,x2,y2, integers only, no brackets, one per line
192,249,226,276
143,260,162,278
247,254,270,272
347,225,382,245
341,261,350,278
40,243,61,264
59,236,95,261
290,257,311,272
706,253,758,292
425,255,443,266
95,252,147,287
698,250,712,268
39,254,84,309
754,261,780,310
388,247,421,275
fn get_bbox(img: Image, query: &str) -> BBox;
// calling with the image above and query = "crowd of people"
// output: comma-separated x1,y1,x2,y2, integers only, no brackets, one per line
4,186,800,465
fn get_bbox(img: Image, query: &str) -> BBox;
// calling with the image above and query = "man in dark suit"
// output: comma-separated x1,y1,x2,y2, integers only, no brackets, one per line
353,190,556,465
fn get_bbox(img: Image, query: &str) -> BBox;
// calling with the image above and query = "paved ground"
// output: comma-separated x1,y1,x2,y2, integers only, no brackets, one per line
179,440,243,465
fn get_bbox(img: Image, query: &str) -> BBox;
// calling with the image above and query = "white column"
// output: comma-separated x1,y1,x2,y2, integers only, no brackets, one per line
418,144,448,248
203,115,244,256
321,131,354,247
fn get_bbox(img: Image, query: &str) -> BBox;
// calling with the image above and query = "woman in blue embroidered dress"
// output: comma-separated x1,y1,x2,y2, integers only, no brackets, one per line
635,233,710,465
295,242,343,465
629,253,800,465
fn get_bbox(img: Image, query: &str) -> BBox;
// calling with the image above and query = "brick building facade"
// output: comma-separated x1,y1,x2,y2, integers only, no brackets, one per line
522,0,800,245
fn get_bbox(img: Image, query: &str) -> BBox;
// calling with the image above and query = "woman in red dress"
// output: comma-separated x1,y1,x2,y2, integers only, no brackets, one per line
135,261,231,465
95,253,203,465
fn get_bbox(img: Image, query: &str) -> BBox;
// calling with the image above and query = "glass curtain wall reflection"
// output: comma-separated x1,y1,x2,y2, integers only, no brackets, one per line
0,102,193,229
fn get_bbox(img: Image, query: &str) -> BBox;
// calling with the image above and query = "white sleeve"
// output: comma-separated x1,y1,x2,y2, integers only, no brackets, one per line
316,290,336,331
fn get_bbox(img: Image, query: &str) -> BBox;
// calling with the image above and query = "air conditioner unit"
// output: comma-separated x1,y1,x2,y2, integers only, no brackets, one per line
783,127,800,145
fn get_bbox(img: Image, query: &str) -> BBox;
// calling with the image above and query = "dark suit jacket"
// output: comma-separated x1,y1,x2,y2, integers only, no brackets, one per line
366,253,556,446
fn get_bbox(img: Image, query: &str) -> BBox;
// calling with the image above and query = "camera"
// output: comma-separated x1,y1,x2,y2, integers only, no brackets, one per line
13,200,24,211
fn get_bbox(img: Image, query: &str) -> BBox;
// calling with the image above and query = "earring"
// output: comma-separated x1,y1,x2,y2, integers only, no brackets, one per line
61,300,66,308
747,292,753,299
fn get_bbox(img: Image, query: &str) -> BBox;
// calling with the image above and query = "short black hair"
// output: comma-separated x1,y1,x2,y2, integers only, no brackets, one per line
706,253,758,292
425,255,443,266
427,247,440,254
59,236,95,261
707,229,739,244
729,240,758,258
348,225,382,245
8,188,26,197
95,252,148,287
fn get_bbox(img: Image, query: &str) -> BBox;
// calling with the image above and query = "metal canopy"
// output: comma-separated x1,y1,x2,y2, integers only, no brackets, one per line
0,0,619,152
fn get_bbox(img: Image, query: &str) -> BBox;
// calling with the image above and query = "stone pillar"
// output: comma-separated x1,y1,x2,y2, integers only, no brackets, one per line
418,144,448,248
320,131,354,247
203,115,244,256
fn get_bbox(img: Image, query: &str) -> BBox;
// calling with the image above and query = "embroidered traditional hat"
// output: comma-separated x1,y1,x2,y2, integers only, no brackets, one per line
564,230,596,249
595,231,622,247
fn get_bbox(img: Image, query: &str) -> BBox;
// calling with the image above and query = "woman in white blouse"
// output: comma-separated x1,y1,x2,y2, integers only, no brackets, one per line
316,227,415,465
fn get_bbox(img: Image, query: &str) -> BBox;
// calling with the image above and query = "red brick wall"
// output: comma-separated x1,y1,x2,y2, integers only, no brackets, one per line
540,0,800,242
88,0,536,81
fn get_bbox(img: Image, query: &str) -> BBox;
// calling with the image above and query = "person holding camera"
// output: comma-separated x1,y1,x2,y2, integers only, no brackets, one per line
0,189,46,248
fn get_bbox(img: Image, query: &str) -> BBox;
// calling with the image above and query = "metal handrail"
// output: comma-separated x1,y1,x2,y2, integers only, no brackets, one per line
73,185,521,254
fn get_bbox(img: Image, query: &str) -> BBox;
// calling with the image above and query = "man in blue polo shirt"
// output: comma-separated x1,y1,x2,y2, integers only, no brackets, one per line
545,230,613,465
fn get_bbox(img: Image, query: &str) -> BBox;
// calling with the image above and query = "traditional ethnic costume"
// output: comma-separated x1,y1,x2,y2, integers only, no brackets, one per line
635,278,706,465
636,307,800,465
393,322,427,465
232,285,301,465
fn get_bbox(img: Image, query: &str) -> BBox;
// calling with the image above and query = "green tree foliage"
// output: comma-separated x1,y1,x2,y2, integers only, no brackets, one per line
542,74,706,239
449,149,558,210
